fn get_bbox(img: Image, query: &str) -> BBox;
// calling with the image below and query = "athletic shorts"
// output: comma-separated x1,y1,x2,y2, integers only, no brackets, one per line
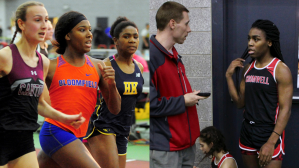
240,149,283,160
85,127,128,155
239,119,285,160
0,131,35,166
39,121,83,157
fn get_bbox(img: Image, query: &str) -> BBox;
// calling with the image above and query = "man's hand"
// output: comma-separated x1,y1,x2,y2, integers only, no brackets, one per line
98,61,116,85
184,90,208,107
258,142,275,167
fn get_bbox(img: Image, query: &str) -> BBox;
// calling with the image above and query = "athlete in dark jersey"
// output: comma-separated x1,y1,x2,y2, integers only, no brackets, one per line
84,17,144,168
85,55,143,137
0,2,84,167
226,20,292,168
244,58,280,124
240,58,285,155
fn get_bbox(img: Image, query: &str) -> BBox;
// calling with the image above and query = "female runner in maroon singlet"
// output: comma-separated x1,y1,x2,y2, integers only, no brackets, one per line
0,2,85,167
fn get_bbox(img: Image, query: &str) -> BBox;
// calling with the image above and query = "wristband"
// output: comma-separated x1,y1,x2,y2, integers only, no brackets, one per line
273,131,280,136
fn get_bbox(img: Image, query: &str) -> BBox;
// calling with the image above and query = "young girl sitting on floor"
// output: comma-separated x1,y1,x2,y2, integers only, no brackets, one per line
199,126,238,168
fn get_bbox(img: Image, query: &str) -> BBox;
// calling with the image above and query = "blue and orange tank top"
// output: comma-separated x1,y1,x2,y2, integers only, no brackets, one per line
45,55,99,137
0,44,44,131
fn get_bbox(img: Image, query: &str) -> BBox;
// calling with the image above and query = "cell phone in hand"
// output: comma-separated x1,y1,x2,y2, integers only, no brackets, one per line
197,92,211,97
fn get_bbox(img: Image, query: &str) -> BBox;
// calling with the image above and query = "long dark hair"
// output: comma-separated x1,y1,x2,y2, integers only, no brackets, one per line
236,19,284,92
200,126,228,161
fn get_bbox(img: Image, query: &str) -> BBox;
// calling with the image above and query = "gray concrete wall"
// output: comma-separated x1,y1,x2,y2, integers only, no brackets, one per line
150,0,212,167
4,0,149,49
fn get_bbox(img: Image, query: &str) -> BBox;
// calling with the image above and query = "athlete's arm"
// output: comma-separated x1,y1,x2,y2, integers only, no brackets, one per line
226,58,247,108
45,58,57,90
93,57,121,115
40,58,57,106
220,158,238,168
0,46,12,78
259,61,293,166
43,58,58,105
37,54,85,129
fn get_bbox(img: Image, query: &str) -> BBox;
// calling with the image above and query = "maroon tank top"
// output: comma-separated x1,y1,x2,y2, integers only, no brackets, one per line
0,44,44,131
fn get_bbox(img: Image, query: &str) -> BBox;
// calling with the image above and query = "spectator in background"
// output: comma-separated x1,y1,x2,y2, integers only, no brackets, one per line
0,25,3,37
141,23,149,54
105,27,114,48
93,23,108,48
37,20,54,57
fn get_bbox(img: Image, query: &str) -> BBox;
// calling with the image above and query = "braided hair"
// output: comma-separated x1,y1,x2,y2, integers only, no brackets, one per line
200,126,228,161
10,1,44,44
236,19,284,92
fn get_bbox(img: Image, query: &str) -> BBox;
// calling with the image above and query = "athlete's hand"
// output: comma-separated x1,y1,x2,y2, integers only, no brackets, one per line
61,112,86,129
258,142,274,167
184,90,208,107
226,58,245,78
98,61,116,85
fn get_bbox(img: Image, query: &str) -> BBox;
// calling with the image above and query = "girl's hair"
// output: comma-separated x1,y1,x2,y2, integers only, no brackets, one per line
236,19,284,92
53,11,86,54
110,16,138,39
200,126,227,161
10,1,44,44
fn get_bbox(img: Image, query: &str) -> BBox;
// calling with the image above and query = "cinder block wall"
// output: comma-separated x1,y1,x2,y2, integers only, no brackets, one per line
149,0,212,167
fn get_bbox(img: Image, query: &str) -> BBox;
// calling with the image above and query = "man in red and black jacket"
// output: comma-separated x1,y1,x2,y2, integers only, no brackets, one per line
150,2,208,168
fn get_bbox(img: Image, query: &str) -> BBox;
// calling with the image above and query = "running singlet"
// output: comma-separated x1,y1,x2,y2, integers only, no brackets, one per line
0,44,43,131
244,58,280,124
45,55,99,137
91,55,143,135
211,153,237,168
